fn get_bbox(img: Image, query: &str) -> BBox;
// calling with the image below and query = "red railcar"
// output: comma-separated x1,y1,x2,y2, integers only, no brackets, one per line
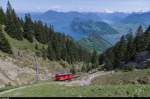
54,73,78,81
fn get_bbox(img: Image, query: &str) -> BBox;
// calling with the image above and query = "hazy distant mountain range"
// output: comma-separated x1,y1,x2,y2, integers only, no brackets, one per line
17,10,150,52
121,11,150,25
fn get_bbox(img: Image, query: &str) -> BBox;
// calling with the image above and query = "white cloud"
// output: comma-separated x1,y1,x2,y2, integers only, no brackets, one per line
103,9,114,13
50,5,62,10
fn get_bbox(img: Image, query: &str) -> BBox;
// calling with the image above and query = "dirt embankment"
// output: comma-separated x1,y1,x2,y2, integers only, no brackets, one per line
0,58,36,88
0,52,53,88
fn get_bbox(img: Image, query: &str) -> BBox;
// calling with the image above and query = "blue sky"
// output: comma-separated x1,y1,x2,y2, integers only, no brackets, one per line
0,0,150,13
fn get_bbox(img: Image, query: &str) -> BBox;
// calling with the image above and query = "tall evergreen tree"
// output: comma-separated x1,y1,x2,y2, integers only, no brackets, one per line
91,49,99,69
23,14,34,42
125,32,136,62
136,25,144,36
5,1,23,40
99,54,104,65
103,48,115,70
47,41,56,60
0,25,12,54
0,7,5,24
144,25,150,51
134,25,145,52
113,36,127,67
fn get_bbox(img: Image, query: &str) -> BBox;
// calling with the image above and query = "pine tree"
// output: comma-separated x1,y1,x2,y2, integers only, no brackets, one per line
47,41,56,60
125,32,136,62
5,1,23,40
91,49,99,69
0,25,12,54
144,25,150,51
136,25,144,36
103,48,115,70
113,36,127,67
61,44,68,61
99,54,104,65
0,7,5,24
143,26,150,50
23,14,34,42
134,25,145,52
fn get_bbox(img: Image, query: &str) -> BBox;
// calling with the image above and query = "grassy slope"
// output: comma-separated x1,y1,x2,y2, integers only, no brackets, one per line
4,32,47,53
3,29,85,72
79,37,111,53
0,82,150,97
2,30,68,73
92,69,150,85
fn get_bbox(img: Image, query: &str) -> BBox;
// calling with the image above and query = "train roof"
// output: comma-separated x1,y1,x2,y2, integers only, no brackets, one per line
55,72,72,76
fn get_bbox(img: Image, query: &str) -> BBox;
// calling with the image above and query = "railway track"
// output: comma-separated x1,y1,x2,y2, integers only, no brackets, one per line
55,71,114,86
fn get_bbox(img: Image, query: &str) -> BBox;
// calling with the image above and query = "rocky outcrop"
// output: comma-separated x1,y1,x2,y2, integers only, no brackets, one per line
0,59,36,88
0,55,53,88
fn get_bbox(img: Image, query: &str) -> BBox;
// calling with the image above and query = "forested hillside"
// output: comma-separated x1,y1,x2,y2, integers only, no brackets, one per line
0,1,100,71
70,19,119,35
79,33,112,53
100,25,150,70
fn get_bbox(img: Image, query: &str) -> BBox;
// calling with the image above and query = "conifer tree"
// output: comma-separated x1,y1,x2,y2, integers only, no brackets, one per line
125,32,136,62
99,54,104,65
144,25,150,51
113,36,127,67
5,1,23,40
134,25,145,52
23,14,34,42
47,41,56,60
91,49,99,69
136,25,144,36
103,48,115,70
0,25,12,54
0,7,5,24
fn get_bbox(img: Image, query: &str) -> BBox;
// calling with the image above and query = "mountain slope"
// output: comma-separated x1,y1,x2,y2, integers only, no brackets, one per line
121,12,150,25
71,19,119,35
79,33,112,53
97,12,129,24
107,12,150,44
112,11,150,34
31,10,122,40
37,11,102,39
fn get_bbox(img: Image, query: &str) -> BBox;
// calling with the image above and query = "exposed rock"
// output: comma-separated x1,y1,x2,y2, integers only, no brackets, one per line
135,51,150,63
127,80,139,84
0,56,54,88
137,77,150,84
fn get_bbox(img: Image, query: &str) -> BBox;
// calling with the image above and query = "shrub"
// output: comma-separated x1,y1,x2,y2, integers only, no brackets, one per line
124,64,135,71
